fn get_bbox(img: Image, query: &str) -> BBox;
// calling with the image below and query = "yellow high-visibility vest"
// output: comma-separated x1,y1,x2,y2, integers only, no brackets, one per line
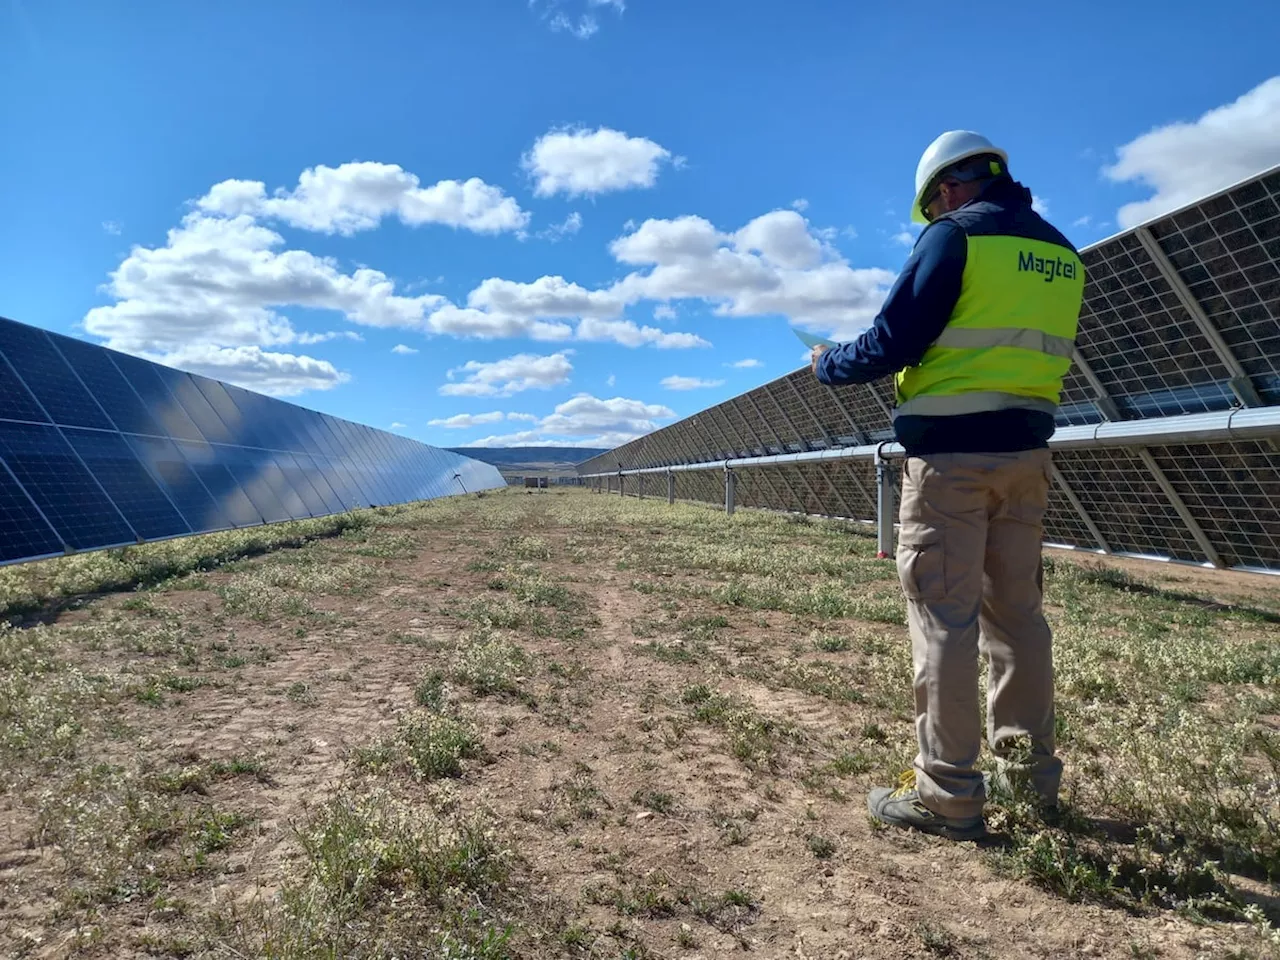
894,235,1085,419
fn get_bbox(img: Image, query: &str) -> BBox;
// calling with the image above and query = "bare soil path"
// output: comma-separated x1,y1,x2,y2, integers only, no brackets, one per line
1,489,1276,959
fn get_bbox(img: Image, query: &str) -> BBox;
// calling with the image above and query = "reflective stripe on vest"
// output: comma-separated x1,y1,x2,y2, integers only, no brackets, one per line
893,391,1060,419
930,327,1076,359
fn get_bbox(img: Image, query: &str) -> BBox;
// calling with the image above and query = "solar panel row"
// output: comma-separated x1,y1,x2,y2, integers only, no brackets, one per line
577,164,1280,573
0,314,505,566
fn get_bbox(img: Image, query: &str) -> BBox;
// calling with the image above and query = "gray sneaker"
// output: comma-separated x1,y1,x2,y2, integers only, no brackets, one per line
867,771,986,842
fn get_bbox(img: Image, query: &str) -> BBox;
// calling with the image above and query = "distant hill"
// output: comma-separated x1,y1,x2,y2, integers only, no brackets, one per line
447,446,608,468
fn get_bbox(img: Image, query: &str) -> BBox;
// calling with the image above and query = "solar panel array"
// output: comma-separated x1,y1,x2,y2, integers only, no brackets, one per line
579,163,1280,574
0,314,505,567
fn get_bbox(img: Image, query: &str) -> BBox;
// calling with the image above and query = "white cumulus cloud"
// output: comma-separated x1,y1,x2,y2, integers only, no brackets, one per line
576,317,709,349
523,126,676,198
440,351,573,397
661,375,724,390
428,411,507,428
730,358,762,368
1105,75,1280,228
197,161,529,236
392,344,419,354
156,344,349,397
608,210,896,340
460,393,674,448
296,330,363,345
81,210,446,395
435,206,896,346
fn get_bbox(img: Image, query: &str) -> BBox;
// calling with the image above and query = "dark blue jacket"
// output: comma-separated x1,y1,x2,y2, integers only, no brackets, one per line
815,176,1075,456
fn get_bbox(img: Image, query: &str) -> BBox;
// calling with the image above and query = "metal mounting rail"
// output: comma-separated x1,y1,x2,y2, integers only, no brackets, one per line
579,407,1280,479
580,405,1280,577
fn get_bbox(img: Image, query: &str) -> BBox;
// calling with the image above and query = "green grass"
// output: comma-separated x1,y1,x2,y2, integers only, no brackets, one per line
0,511,377,620
240,786,515,958
451,630,533,700
682,686,793,771
354,710,482,781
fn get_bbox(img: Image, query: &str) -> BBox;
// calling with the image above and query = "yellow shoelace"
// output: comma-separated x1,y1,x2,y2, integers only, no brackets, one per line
888,769,917,799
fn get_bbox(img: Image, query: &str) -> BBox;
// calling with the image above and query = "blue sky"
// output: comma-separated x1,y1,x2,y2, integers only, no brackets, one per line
2,0,1278,449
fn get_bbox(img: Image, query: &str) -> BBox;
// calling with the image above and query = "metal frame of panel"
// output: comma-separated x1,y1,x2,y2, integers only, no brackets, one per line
0,315,506,567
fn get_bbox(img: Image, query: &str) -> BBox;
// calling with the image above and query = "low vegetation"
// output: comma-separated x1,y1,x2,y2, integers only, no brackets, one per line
0,487,1277,958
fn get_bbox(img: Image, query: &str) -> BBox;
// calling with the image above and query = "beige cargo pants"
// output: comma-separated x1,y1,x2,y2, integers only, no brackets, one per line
896,448,1062,820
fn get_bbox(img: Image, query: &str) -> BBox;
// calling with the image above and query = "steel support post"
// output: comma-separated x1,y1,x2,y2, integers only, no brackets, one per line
1135,448,1224,568
711,404,793,511
1049,463,1112,554
637,474,644,499
725,467,736,516
667,470,675,505
875,446,896,560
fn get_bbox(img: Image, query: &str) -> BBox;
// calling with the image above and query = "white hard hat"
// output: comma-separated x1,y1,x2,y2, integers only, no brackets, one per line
911,131,1008,224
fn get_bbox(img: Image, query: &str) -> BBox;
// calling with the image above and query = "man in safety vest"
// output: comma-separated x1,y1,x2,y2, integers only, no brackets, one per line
810,131,1084,841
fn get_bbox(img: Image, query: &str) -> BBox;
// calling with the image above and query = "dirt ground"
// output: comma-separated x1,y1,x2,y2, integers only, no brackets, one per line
0,489,1276,959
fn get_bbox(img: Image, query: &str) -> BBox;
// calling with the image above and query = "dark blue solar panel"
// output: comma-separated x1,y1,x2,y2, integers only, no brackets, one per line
127,436,236,533
63,428,190,541
0,460,65,561
0,421,136,549
50,334,165,437
153,367,233,444
219,383,287,451
322,458,368,512
317,414,352,461
351,447,393,504
264,399,309,455
323,418,373,506
217,447,292,523
318,458,361,511
0,353,50,424
0,322,114,429
278,402,323,457
351,424,391,502
275,452,327,516
171,441,263,529
256,452,309,518
296,413,335,459
109,352,205,442
188,374,247,444
0,315,503,567
376,430,413,502
297,454,345,514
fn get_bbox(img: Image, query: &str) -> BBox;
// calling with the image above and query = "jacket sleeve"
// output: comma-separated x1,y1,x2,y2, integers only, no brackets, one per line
815,220,968,386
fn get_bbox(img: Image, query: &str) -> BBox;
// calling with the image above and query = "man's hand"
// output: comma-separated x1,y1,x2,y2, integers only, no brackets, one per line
810,344,827,374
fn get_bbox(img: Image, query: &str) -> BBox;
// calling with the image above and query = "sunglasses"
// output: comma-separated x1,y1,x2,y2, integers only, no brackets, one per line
920,185,943,222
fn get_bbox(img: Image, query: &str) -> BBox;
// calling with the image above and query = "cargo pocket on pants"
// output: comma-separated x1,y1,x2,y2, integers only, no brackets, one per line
897,527,946,602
